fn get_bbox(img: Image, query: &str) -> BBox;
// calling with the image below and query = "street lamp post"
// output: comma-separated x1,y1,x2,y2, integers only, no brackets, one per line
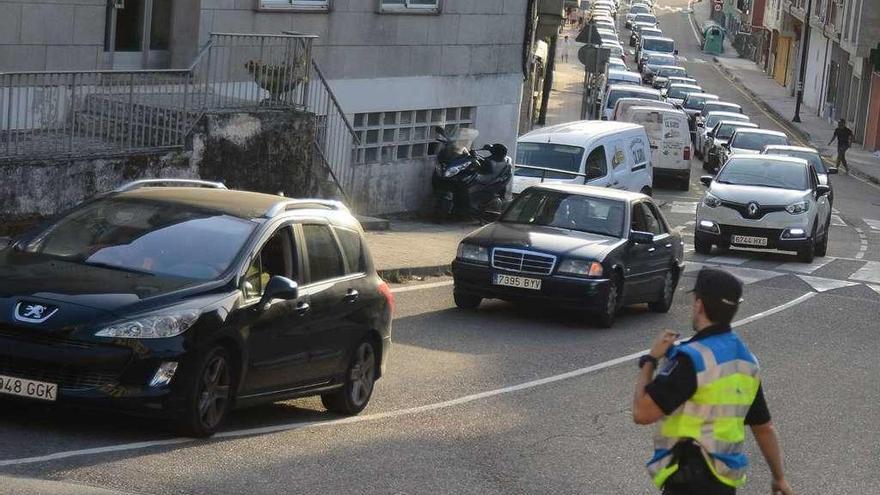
793,0,813,123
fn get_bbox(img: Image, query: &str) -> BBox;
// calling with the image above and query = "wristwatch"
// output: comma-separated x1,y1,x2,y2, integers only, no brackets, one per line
639,354,659,369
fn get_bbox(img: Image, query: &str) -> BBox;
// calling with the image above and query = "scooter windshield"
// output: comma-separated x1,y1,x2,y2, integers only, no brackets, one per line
450,128,480,152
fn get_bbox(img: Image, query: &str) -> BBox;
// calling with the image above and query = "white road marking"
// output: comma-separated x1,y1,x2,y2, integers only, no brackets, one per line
795,275,860,293
830,214,847,227
706,255,750,266
869,285,880,296
866,219,880,231
684,262,783,285
849,261,880,285
671,201,698,214
775,257,833,274
854,228,869,260
0,291,818,468
690,58,707,64
686,1,702,43
392,280,454,293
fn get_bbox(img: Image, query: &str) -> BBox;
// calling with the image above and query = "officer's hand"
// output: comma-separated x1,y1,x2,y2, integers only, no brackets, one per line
649,330,679,359
771,478,793,495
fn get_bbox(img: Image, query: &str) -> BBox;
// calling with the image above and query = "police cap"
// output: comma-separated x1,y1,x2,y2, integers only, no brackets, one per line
689,267,743,307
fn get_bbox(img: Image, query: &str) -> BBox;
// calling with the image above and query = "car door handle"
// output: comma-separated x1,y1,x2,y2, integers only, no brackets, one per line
648,247,656,252
344,289,359,303
665,243,672,248
296,302,311,316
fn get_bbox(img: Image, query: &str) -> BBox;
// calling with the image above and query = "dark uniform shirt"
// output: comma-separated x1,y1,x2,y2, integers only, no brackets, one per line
645,324,770,494
833,127,854,149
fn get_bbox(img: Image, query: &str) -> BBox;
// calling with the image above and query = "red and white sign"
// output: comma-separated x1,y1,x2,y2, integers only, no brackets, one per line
714,3,722,10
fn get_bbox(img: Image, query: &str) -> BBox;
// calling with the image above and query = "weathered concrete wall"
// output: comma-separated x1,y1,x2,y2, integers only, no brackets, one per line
351,158,436,216
0,110,317,236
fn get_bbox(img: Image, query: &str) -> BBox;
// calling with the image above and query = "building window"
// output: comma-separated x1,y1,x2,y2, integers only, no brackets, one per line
379,0,441,14
258,0,330,11
352,107,475,165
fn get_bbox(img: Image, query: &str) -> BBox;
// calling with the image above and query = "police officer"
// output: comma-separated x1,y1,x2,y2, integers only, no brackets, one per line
632,268,794,495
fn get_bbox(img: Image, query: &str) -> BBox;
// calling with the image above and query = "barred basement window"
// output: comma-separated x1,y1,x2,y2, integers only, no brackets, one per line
352,107,475,165
258,0,330,11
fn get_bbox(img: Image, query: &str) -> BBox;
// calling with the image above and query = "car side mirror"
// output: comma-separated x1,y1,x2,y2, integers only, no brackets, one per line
258,276,299,310
699,175,713,187
674,49,679,55
816,184,831,196
629,231,654,244
827,167,839,175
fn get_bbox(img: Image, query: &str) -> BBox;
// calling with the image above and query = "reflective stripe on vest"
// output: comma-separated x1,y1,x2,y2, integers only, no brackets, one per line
646,332,760,488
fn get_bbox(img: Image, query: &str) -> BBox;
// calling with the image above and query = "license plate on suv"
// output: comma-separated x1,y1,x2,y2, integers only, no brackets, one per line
493,273,542,290
0,374,57,401
731,235,768,247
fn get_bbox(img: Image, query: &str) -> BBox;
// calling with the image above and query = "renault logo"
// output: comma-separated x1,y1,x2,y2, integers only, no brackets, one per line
747,202,760,218
14,302,59,324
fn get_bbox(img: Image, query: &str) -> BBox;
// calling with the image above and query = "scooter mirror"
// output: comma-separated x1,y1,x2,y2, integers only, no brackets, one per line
434,126,448,139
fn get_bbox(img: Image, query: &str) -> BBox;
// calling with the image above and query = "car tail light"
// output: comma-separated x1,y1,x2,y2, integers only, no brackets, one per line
683,146,691,160
378,281,395,315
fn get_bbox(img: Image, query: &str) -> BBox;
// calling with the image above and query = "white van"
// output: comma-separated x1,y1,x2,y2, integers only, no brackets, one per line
513,121,654,196
624,106,692,190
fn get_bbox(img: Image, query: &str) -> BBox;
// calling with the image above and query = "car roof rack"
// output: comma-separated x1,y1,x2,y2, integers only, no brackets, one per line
114,179,228,193
264,199,348,218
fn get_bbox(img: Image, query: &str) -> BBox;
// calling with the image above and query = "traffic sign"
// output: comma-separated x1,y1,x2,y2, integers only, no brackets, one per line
714,4,722,10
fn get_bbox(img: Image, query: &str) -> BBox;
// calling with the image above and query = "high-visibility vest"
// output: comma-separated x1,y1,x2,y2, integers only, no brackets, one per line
646,331,761,488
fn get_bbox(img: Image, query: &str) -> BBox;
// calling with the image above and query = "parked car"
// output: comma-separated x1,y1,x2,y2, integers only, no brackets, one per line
650,65,689,89
631,13,659,31
664,83,703,106
695,111,750,160
606,57,628,72
597,28,620,45
762,145,837,204
696,155,832,262
640,52,678,82
605,69,643,88
631,26,662,47
663,76,699,90
637,36,676,73
613,97,676,121
513,120,654,196
624,106,692,190
680,92,720,138
703,121,759,172
694,101,744,130
0,180,394,437
625,3,654,28
602,84,662,120
603,42,626,62
452,184,684,327
717,128,789,164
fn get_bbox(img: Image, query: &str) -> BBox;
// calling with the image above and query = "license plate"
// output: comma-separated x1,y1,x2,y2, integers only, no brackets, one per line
493,273,542,290
731,235,768,247
0,374,57,401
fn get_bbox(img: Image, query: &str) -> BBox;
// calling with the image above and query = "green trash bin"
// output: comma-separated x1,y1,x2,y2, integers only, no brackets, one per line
701,21,725,55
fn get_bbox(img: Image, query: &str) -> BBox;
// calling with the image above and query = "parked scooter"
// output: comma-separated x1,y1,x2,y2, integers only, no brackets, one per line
431,127,512,224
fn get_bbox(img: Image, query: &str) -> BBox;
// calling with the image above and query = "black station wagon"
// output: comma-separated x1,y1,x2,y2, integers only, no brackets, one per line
0,180,393,437
452,185,685,327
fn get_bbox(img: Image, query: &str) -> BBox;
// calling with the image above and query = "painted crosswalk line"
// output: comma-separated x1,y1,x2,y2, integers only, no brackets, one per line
706,255,750,266
830,214,847,227
795,275,860,293
774,257,833,274
865,219,880,231
849,261,880,285
870,285,880,296
684,262,782,285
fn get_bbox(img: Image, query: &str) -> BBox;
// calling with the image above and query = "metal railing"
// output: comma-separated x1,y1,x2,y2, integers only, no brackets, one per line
0,33,316,162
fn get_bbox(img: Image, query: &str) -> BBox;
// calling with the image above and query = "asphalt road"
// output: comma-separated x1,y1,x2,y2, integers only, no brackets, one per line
2,1,880,494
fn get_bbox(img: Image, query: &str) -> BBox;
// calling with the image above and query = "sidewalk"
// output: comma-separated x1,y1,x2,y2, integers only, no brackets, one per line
545,26,589,126
713,56,880,185
689,0,737,58
364,220,476,281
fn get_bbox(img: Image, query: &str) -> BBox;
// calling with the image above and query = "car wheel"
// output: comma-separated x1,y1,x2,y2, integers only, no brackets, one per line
694,235,712,254
797,236,816,263
322,340,377,416
815,221,830,257
454,291,482,310
597,278,620,328
648,270,676,313
176,346,233,438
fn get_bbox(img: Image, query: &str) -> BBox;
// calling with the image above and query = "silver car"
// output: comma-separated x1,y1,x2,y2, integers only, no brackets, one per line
696,111,750,160
717,128,789,164
696,155,832,262
762,145,838,205
703,121,759,172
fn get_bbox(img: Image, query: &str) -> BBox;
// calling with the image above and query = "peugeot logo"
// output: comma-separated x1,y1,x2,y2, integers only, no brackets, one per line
14,302,59,324
747,202,760,218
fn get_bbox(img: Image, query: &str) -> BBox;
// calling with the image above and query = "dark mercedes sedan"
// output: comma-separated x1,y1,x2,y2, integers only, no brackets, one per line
452,185,685,327
0,180,393,437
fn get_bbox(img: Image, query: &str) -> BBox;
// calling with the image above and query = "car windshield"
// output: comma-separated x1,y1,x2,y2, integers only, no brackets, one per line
635,14,658,25
765,149,827,174
684,95,717,110
705,113,747,129
631,4,650,13
716,124,753,140
641,29,662,37
22,198,258,280
642,38,673,52
657,67,687,77
702,103,741,115
515,143,585,179
730,132,788,151
716,158,808,190
501,191,626,238
668,86,701,100
647,54,676,66
607,89,659,109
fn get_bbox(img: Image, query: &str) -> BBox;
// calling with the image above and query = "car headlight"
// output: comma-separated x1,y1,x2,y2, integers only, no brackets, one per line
444,164,468,178
785,201,810,215
703,193,721,208
557,259,604,277
95,310,201,339
457,243,489,263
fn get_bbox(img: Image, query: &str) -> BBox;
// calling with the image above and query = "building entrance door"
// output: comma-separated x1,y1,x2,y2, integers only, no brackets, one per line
774,36,791,87
105,0,172,69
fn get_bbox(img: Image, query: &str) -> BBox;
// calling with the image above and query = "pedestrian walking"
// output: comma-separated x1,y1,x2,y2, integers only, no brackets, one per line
632,268,794,495
561,36,570,63
828,119,853,174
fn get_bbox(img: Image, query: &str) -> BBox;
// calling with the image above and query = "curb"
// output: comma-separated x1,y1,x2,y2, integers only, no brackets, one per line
711,58,880,187
378,264,451,284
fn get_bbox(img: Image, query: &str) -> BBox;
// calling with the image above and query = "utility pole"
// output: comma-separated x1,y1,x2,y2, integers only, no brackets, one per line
793,0,813,123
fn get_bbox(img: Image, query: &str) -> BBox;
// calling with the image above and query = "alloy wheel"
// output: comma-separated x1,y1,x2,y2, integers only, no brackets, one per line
349,343,376,407
198,354,231,431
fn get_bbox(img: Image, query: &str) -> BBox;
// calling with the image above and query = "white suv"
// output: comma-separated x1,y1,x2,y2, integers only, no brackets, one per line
695,155,832,262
